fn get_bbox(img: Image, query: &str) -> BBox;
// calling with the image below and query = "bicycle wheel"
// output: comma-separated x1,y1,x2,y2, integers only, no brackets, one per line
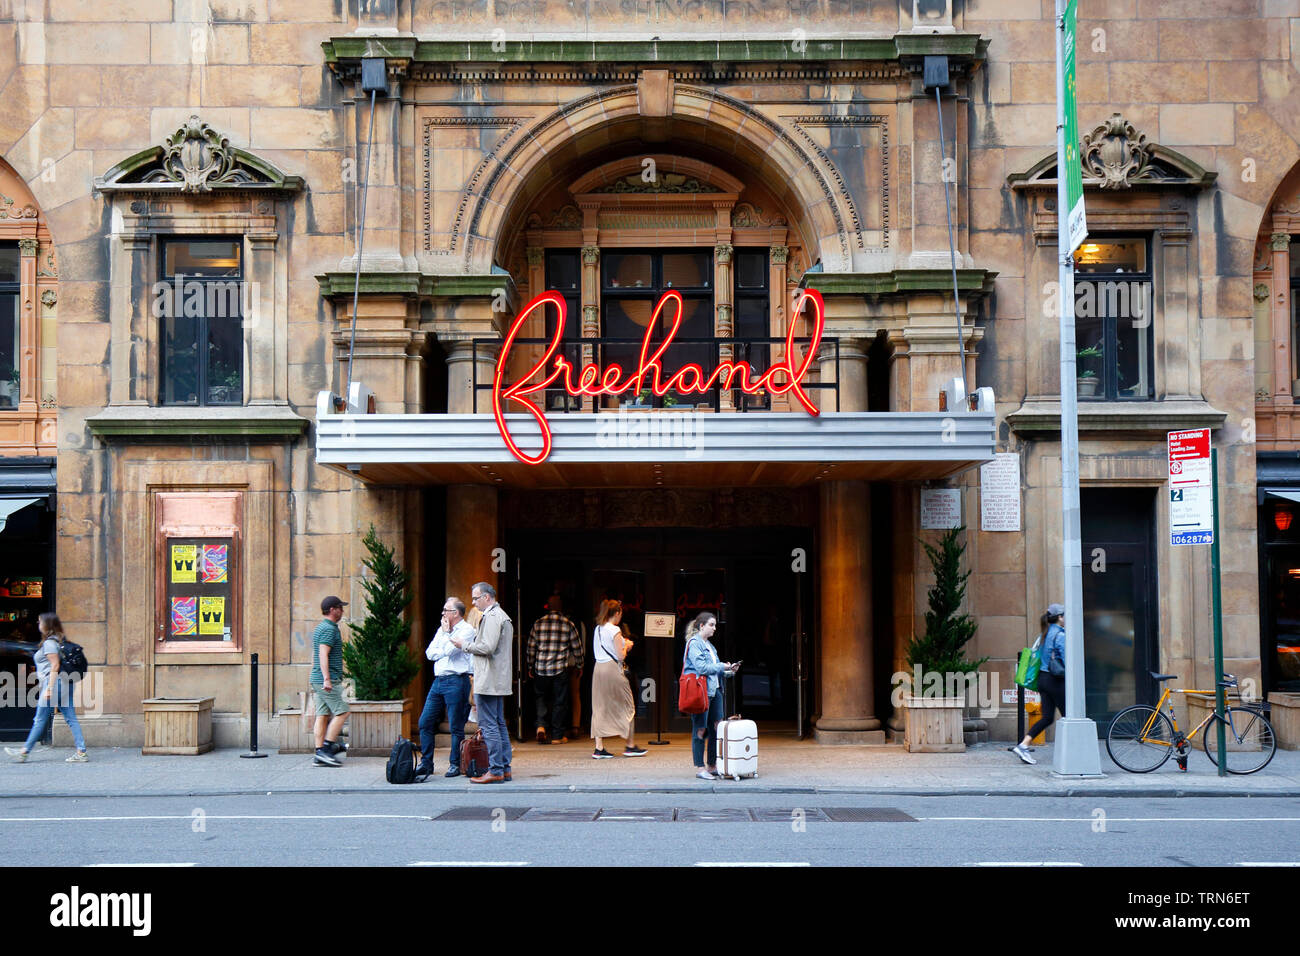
1106,705,1176,772
1203,708,1277,774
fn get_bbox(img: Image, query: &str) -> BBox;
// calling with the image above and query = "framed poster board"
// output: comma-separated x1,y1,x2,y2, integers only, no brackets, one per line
156,492,241,652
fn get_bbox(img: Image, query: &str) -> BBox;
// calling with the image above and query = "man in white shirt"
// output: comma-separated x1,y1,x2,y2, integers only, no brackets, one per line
417,597,475,778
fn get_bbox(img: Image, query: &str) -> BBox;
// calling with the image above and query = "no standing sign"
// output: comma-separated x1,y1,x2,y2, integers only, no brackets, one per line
1168,428,1213,546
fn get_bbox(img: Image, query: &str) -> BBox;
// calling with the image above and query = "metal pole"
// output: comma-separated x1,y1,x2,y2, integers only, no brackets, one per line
240,652,267,758
935,84,966,393
1211,448,1227,776
1052,0,1101,775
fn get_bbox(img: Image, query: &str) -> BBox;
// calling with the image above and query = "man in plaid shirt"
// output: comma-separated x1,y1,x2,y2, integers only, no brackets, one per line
527,594,583,744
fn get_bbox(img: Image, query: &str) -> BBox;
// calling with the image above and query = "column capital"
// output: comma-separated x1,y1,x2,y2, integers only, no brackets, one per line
582,245,600,265
17,238,38,258
526,247,545,267
771,245,789,265
715,243,733,264
1272,232,1291,252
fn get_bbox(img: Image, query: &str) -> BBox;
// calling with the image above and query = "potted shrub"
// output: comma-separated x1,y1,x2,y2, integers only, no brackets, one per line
1076,344,1102,397
902,526,987,752
341,525,420,754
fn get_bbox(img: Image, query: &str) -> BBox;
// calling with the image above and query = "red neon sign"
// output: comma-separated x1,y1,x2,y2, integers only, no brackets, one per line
492,288,825,464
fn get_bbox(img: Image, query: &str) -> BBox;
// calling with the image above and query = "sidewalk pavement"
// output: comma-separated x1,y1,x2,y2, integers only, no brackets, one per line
3,734,1298,798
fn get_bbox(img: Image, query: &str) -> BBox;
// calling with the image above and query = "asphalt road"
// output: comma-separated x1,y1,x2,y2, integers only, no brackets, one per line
1,792,1297,867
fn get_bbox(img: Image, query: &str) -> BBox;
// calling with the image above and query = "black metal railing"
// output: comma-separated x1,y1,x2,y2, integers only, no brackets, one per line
470,335,840,414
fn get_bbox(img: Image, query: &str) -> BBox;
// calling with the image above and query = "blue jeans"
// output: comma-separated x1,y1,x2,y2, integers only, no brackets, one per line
475,693,512,777
691,692,724,768
418,672,471,770
24,681,86,753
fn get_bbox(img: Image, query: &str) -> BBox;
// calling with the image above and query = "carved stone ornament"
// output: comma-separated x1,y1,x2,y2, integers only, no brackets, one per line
1081,114,1159,189
96,115,303,195
0,191,38,220
40,290,56,308
603,172,713,194
17,238,38,257
581,245,600,265
715,243,733,264
546,204,582,229
1272,232,1292,252
1255,283,1271,302
771,245,789,265
526,247,545,267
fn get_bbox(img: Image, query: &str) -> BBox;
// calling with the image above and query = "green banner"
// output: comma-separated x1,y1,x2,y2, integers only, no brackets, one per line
1063,0,1087,252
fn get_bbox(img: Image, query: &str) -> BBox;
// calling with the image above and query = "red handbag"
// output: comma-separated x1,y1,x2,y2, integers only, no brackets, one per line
677,639,709,715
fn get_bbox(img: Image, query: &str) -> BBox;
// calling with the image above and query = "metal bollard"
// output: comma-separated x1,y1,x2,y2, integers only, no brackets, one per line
240,652,268,759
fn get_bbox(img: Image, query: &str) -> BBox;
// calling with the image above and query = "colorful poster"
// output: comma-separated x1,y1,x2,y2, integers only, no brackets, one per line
200,545,228,583
171,545,197,583
171,597,197,636
199,596,226,635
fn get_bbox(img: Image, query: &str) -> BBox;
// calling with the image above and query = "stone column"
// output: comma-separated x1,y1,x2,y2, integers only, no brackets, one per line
245,232,279,404
342,63,408,273
825,337,870,413
445,341,497,415
110,233,153,405
16,237,38,410
714,242,734,410
445,485,500,607
333,296,424,413
815,479,883,744
580,244,600,411
1271,232,1291,402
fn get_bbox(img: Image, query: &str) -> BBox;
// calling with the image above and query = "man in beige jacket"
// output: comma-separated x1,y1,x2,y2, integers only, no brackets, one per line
453,581,514,783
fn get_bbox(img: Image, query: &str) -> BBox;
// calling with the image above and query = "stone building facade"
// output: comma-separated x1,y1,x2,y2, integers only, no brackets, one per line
0,0,1279,747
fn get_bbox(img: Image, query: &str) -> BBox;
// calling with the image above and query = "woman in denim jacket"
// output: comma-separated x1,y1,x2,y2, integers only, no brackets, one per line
682,611,738,780
1013,603,1066,765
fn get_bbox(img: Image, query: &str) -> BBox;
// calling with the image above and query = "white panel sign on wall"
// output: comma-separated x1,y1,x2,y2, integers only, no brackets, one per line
980,453,1021,532
920,488,962,529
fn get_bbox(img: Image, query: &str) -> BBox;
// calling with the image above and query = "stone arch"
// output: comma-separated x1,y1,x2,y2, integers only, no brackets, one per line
0,156,58,454
463,85,857,275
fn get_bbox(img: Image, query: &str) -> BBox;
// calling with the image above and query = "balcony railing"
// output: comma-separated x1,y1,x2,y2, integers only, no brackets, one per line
471,335,840,414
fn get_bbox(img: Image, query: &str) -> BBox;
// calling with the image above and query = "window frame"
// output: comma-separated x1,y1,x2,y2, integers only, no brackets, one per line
1073,235,1155,402
155,491,243,653
0,241,18,410
157,236,246,408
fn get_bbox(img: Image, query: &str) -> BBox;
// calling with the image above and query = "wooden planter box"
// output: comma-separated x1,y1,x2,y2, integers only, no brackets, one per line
1263,692,1299,750
346,699,414,756
903,696,966,753
142,697,214,755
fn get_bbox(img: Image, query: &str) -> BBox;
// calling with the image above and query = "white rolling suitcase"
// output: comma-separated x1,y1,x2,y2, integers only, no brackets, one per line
715,678,758,780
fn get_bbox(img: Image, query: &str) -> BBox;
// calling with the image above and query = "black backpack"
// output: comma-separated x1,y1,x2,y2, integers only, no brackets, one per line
58,640,87,680
385,737,418,784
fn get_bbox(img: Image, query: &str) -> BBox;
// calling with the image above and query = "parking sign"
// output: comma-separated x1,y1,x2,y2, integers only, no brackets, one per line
1168,429,1213,546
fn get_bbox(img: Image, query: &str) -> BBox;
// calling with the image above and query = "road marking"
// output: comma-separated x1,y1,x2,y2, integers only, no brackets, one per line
1237,862,1300,867
85,863,196,867
695,862,811,867
973,862,1083,867
925,817,1300,823
0,814,432,823
408,861,529,867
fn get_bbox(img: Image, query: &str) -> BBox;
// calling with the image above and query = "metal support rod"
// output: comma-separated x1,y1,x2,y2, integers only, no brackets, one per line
343,87,379,409
935,84,966,394
1211,448,1227,776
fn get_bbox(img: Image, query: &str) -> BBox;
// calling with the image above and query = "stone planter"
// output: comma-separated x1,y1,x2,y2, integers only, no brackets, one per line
1076,376,1099,397
346,698,414,756
1265,692,1300,750
142,697,214,755
903,696,966,753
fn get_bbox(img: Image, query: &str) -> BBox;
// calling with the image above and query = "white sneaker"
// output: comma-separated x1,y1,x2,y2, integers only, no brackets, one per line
5,747,27,763
1012,744,1037,765
66,751,89,763
695,769,716,780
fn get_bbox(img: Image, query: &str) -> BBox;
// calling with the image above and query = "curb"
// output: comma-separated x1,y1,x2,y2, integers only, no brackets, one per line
5,785,1299,799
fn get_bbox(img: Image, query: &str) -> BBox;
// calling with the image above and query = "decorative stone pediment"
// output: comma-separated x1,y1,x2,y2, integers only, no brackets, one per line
95,116,304,195
1007,113,1216,191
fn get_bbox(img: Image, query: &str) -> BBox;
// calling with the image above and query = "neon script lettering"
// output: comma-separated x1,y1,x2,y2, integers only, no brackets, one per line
492,288,825,464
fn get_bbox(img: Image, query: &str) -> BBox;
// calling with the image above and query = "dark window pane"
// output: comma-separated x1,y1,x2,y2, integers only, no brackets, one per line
163,313,200,405
0,243,18,283
0,292,17,409
546,251,580,291
662,252,711,289
1074,239,1146,274
662,297,713,403
735,295,771,382
164,239,241,278
736,251,767,289
1115,300,1152,398
206,316,242,405
604,253,652,289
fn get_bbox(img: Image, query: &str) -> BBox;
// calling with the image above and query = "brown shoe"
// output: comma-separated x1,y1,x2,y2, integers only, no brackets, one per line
550,736,569,745
470,772,505,784
504,771,512,781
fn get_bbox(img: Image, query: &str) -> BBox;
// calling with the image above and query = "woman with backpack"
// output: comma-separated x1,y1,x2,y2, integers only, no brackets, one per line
682,611,738,780
5,613,88,763
1013,603,1065,766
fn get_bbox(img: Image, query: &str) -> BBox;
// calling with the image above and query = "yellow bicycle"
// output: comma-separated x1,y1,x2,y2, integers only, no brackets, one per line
1106,673,1276,774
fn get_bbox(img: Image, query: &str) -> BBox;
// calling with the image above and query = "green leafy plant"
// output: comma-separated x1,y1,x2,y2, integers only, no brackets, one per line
341,525,419,701
904,526,987,685
663,393,678,407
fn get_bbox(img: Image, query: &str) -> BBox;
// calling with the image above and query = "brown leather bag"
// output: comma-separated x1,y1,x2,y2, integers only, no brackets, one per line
460,730,489,777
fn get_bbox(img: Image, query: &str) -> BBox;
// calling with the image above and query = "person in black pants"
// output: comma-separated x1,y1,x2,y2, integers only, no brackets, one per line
1013,603,1066,765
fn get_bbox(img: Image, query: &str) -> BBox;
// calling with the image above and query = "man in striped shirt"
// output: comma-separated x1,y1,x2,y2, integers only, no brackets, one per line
527,595,583,744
